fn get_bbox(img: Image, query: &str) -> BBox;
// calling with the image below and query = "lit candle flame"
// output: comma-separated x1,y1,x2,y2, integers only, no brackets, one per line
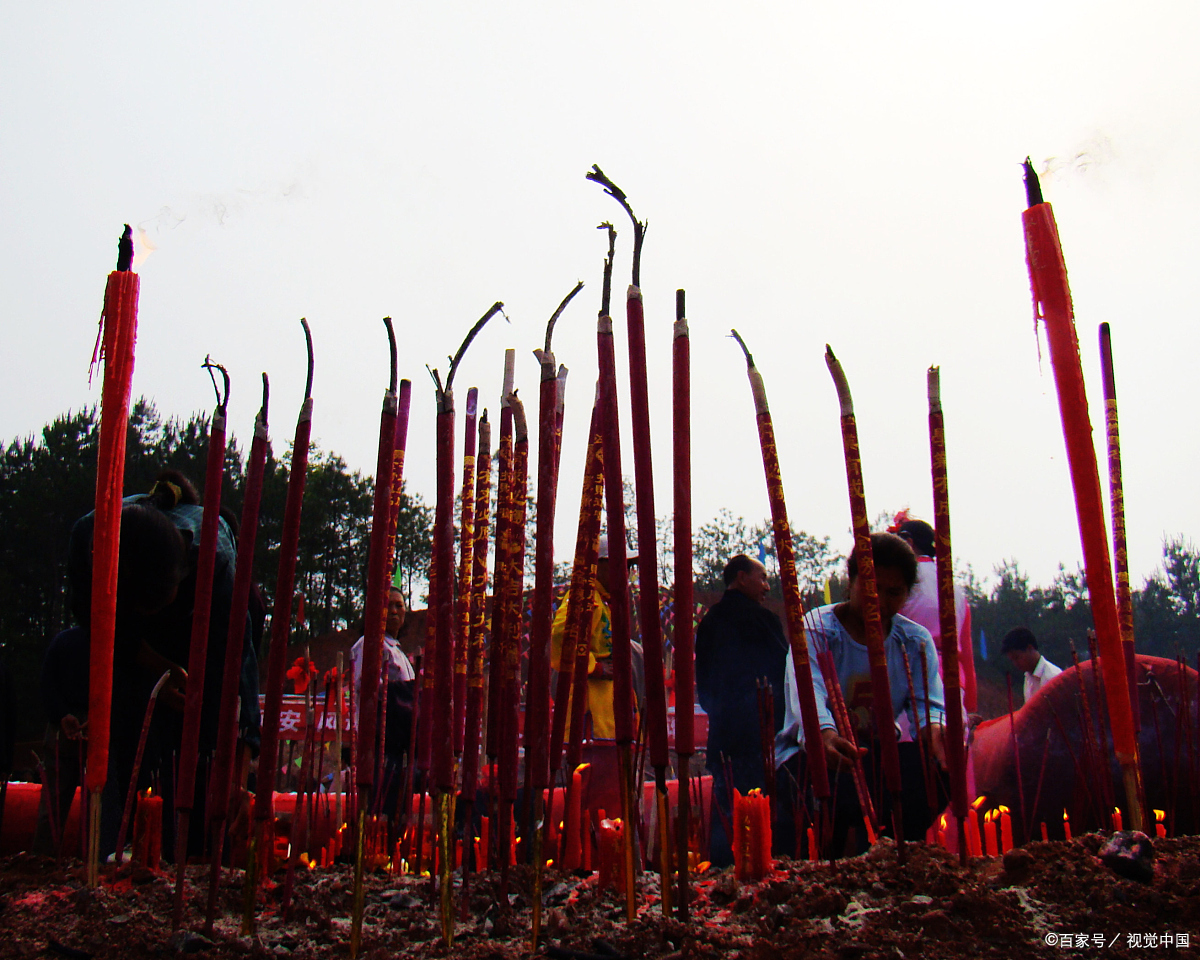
971,795,987,811
1154,809,1165,821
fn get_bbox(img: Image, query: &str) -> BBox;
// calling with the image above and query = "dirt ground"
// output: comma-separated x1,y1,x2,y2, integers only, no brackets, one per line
2,834,1198,959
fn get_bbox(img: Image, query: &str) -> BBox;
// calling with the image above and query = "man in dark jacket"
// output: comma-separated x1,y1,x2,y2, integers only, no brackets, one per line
695,554,788,866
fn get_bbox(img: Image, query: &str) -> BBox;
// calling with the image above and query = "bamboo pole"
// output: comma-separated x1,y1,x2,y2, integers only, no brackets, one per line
350,318,399,958
824,345,904,842
244,321,314,935
672,289,694,918
587,165,671,914
591,219,639,922
927,367,970,863
204,375,271,932
172,359,231,930
86,226,140,888
1020,160,1145,830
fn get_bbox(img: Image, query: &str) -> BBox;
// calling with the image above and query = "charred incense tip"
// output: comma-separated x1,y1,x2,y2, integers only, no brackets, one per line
598,221,617,317
825,346,854,416
1099,323,1117,398
927,366,942,413
447,302,505,394
117,224,134,272
545,280,585,354
1023,157,1044,208
202,355,231,414
259,372,270,429
507,391,528,441
300,318,315,400
728,329,754,367
586,164,645,287
383,317,398,395
676,289,685,321
466,386,478,419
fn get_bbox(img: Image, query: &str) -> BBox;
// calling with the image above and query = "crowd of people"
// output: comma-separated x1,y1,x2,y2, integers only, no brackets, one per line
33,472,1056,865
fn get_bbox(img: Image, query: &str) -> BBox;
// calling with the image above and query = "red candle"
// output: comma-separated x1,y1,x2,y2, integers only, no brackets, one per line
807,827,818,862
1112,807,1123,832
1040,822,1049,842
732,789,772,881
999,807,1013,853
598,818,626,894
133,789,163,870
562,764,588,870
983,811,999,857
965,811,982,858
479,816,490,872
1063,810,1072,841
1155,809,1166,839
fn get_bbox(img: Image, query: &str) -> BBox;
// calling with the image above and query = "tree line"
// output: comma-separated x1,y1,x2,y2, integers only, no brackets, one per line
3,401,1196,743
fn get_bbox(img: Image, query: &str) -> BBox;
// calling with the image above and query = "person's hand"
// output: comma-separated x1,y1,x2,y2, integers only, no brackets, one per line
60,714,86,740
922,722,947,770
816,727,866,770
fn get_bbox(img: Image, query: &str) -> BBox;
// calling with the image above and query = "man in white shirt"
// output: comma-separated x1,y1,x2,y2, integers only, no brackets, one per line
350,587,416,804
351,587,415,707
1001,627,1063,703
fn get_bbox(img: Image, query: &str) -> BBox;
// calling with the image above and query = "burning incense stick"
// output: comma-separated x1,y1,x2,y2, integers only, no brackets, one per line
824,345,904,841
730,331,832,812
527,283,583,948
172,359,230,930
1021,160,1145,830
205,374,271,932
86,226,140,888
592,220,638,922
428,304,504,947
926,367,970,862
1099,323,1139,730
245,321,313,935
672,288,695,919
350,318,400,960
587,165,671,914
453,388,479,758
459,413,492,892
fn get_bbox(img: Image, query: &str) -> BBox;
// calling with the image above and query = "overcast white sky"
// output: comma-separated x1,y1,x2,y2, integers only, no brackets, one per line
3,2,1198,591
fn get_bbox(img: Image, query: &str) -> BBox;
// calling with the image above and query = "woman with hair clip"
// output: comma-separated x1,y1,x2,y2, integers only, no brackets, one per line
774,532,947,856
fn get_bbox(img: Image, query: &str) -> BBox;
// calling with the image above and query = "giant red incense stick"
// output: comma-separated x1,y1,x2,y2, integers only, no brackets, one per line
486,350,516,771
85,226,140,888
927,367,970,863
550,398,604,776
825,345,904,841
591,220,638,921
1099,323,1139,731
497,391,530,899
244,321,313,935
731,332,831,811
429,304,504,946
351,319,400,960
1020,161,1144,829
526,282,583,947
587,165,671,913
204,374,271,933
459,414,492,885
672,289,694,918
453,388,479,757
172,359,230,930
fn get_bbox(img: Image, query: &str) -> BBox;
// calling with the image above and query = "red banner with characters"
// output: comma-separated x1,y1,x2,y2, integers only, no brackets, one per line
259,693,350,742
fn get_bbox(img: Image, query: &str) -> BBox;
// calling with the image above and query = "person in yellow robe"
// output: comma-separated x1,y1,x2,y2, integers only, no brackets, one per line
550,536,643,739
